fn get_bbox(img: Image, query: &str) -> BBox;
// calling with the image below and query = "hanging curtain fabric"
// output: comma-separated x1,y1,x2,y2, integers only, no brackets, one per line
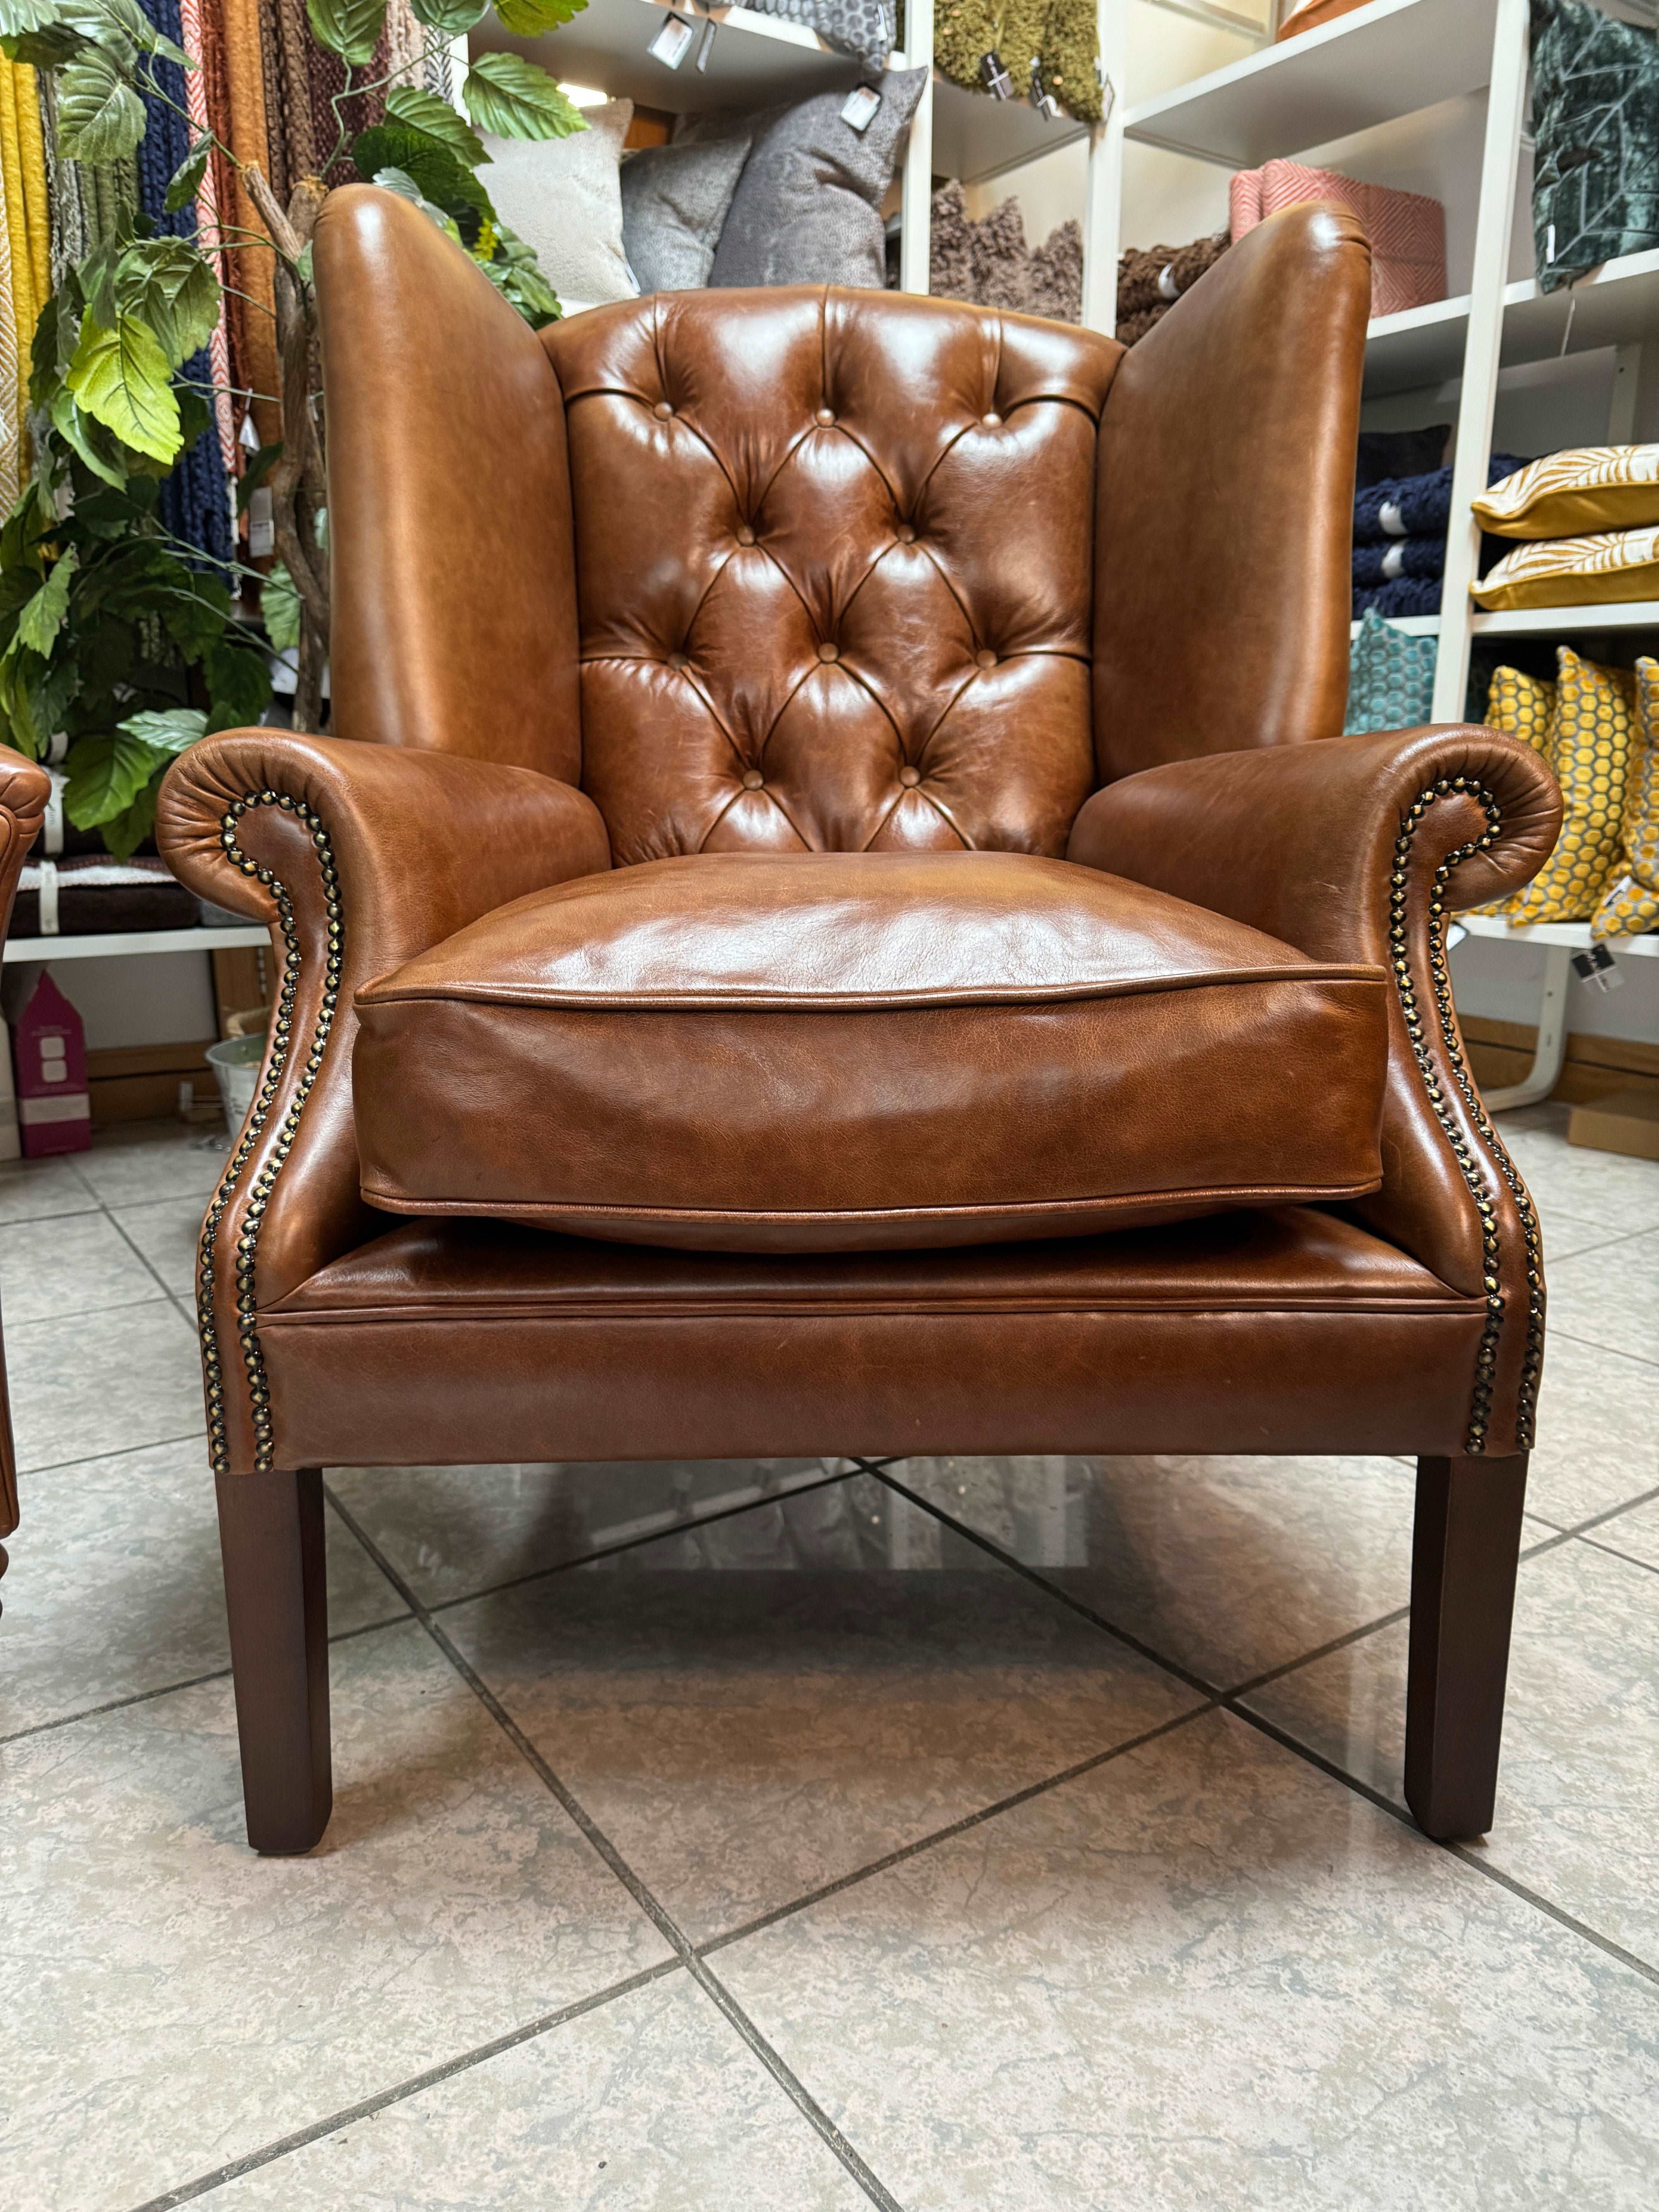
137,0,233,568
0,58,51,468
385,0,427,89
205,0,281,447
0,155,18,513
178,0,239,483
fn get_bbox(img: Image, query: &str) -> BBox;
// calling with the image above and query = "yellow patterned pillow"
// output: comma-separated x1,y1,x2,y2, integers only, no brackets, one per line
1474,445,1659,539
1472,527,1659,610
1592,654,1659,938
1471,666,1558,915
1506,648,1634,924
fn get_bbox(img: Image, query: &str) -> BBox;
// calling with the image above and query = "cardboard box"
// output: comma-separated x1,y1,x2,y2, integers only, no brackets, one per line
1568,1088,1659,1164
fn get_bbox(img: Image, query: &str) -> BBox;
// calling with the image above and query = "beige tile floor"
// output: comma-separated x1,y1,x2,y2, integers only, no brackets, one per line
0,1107,1656,2211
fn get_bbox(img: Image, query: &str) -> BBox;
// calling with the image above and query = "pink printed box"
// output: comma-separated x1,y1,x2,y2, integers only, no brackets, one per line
1230,161,1447,321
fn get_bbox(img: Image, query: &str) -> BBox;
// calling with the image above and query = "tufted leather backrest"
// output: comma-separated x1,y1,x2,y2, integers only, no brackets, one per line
542,289,1121,864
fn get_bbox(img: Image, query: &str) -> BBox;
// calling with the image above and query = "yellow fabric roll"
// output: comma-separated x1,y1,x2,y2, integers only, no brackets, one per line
0,65,38,374
1592,656,1659,940
1506,648,1635,926
1474,445,1659,541
1471,527,1659,611
11,64,50,323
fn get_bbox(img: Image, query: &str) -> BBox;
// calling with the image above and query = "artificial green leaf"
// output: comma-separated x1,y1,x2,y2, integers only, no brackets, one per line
294,241,313,285
49,386,128,488
117,704,206,752
63,727,159,826
65,474,153,536
204,639,270,730
385,82,488,167
0,646,43,758
16,550,77,656
65,314,180,464
372,167,464,246
174,386,211,451
262,562,301,651
353,123,495,222
0,0,84,63
77,233,123,330
493,0,584,32
235,440,281,514
480,252,560,329
462,50,585,140
155,566,230,660
100,778,157,860
164,135,211,215
113,237,219,369
28,290,70,410
304,0,383,64
56,51,147,165
408,0,483,33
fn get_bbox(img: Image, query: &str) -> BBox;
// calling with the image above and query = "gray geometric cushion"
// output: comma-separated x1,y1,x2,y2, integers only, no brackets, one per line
1530,0,1659,294
709,69,927,290
1345,609,1437,736
742,0,897,69
621,136,754,292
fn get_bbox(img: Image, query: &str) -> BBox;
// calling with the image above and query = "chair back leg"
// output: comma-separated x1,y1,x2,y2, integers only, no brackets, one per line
1405,1452,1529,1840
216,1465,333,1853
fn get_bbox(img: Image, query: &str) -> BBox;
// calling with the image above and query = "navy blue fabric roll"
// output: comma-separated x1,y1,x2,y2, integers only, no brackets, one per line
1352,577,1444,620
1353,454,1527,546
137,0,233,570
1353,536,1446,587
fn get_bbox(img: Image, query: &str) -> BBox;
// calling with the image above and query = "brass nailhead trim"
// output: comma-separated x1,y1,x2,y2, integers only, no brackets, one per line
1391,778,1543,1453
198,792,344,1476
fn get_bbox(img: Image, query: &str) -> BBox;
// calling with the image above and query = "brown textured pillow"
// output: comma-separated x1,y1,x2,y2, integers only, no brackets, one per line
928,180,1082,324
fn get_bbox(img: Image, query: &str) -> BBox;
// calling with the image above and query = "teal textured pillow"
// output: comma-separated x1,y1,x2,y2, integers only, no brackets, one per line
1531,0,1659,294
1345,610,1437,736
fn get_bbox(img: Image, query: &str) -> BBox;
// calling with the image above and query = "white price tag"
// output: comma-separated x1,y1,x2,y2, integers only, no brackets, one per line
648,13,694,68
842,85,882,132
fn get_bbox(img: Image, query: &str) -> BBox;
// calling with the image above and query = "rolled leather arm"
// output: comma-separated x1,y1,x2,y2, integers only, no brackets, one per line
158,731,611,1479
1069,725,1563,1461
0,745,49,1561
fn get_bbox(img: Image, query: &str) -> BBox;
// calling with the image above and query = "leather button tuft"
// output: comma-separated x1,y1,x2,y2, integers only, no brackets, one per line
817,641,840,663
898,765,921,788
894,523,916,543
814,407,835,426
653,400,674,419
735,525,756,546
981,411,1002,428
666,651,689,671
741,769,764,790
975,649,997,670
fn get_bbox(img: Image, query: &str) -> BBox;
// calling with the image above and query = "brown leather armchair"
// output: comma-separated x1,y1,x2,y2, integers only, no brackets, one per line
150,187,1561,1860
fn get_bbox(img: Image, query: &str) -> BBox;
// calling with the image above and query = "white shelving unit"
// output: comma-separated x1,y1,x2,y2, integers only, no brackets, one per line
2,926,266,965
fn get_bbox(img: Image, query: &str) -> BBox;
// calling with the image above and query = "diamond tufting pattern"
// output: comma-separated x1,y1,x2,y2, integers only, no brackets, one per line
542,287,1121,864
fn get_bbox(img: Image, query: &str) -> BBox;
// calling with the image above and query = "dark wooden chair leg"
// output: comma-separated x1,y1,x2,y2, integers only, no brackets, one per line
1405,1452,1528,1842
216,1465,333,1854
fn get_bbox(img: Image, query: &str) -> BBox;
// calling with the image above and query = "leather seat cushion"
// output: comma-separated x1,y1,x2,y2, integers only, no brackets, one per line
352,850,1390,1252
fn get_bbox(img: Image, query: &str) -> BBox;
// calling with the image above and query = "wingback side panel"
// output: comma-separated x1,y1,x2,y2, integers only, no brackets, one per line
543,288,1121,863
316,186,582,780
1092,205,1372,783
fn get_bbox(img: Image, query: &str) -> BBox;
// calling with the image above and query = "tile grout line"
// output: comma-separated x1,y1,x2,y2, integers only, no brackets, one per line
864,1464,1659,1996
1547,1325,1659,1375
323,1483,907,2212
125,1958,687,2212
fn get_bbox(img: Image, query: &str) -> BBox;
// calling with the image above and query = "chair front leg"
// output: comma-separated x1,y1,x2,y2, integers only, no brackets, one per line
1405,1452,1528,1841
216,1465,332,1854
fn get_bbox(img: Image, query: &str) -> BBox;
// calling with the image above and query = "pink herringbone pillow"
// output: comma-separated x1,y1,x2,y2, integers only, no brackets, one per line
1229,160,1446,320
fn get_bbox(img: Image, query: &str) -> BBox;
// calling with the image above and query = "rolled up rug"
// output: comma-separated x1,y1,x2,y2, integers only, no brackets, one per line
1353,536,1446,587
1353,576,1444,620
1355,454,1527,544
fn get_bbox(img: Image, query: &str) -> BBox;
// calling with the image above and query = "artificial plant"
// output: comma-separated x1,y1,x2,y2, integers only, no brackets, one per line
0,0,585,847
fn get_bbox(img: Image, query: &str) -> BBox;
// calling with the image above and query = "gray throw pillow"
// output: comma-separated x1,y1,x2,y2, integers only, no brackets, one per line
621,136,754,292
709,69,927,290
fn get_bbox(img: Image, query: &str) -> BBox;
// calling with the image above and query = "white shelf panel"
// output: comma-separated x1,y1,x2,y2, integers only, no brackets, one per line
1364,293,1472,397
472,0,858,119
1470,601,1659,636
1122,0,1498,168
931,74,1086,187
3,927,266,964
1500,248,1659,369
1459,913,1659,957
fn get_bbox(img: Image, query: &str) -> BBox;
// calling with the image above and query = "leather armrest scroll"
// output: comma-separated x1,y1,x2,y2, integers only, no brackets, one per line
0,745,48,1547
157,731,611,1477
1070,724,1564,1459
